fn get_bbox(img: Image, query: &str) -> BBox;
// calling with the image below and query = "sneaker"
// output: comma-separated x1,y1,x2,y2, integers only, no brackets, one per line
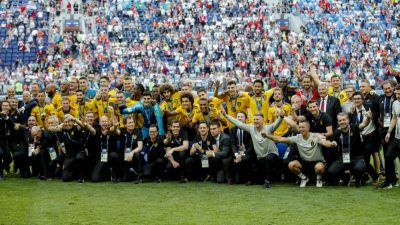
78,178,85,184
392,181,399,187
180,177,189,183
316,179,323,188
299,177,309,188
38,175,48,181
154,178,161,183
263,181,271,189
135,178,143,184
379,182,392,189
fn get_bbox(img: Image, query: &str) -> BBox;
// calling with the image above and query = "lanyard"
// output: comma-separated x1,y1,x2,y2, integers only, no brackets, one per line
144,108,151,122
303,90,313,101
202,111,211,124
237,128,243,146
254,96,263,112
173,134,181,145
102,99,109,113
341,129,351,150
229,97,238,111
125,131,135,149
384,96,392,113
101,134,109,150
333,88,341,98
79,104,86,118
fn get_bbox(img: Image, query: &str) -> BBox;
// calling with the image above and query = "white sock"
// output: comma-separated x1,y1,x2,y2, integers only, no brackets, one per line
298,173,306,180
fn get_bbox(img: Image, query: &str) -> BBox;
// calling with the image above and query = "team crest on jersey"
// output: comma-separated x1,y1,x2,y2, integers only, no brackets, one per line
237,102,242,108
154,143,158,147
174,99,178,104
320,120,323,125
340,94,344,99
133,135,137,139
179,138,182,142
207,140,210,145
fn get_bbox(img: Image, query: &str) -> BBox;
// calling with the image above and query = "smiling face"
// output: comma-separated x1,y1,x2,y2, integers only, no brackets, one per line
181,97,192,109
198,123,209,136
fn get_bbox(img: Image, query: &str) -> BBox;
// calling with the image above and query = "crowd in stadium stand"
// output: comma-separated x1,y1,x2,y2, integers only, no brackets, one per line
0,0,400,188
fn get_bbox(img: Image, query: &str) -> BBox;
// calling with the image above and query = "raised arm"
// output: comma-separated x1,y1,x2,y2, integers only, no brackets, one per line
224,114,252,133
264,133,292,144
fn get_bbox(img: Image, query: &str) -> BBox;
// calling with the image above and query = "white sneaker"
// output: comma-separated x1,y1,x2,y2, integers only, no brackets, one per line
316,179,323,188
299,177,309,188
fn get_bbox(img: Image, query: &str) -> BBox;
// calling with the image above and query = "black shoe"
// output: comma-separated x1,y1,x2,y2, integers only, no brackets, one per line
180,177,189,183
135,178,143,184
154,178,161,183
38,175,48,181
78,178,85,184
264,181,271,189
203,175,211,183
378,181,392,189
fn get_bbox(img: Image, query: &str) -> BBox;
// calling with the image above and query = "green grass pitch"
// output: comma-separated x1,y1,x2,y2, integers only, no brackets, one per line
0,177,399,225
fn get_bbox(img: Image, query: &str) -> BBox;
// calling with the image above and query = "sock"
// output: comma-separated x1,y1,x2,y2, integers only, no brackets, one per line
298,173,306,180
317,174,322,180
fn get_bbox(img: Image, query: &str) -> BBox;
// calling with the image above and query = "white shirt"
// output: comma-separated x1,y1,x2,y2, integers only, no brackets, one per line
320,96,327,112
357,106,375,136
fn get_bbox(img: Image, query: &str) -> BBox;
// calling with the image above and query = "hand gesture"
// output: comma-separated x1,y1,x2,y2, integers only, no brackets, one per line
385,133,391,143
166,131,172,139
365,109,372,119
215,80,221,89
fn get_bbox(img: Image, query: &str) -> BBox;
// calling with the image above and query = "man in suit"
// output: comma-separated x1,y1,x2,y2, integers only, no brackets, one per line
207,121,233,184
349,91,380,184
316,82,341,129
230,111,255,184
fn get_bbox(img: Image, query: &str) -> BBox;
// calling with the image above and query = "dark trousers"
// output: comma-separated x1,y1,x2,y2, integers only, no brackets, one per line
12,151,30,177
91,152,121,182
62,151,86,182
166,151,187,179
384,138,400,183
185,155,232,183
362,133,379,181
328,158,366,181
256,153,279,182
122,152,142,182
143,158,165,179
232,157,256,183
0,142,12,173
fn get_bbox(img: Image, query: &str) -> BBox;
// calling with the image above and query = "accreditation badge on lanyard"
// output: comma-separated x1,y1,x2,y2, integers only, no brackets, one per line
342,132,351,164
101,136,109,163
383,97,391,128
48,147,57,161
201,154,209,168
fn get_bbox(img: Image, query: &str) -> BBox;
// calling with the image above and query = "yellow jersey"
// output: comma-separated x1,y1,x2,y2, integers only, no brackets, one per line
52,92,77,109
76,101,94,119
90,97,117,119
56,106,79,122
218,93,250,128
267,102,292,136
328,87,348,104
248,89,274,123
31,104,56,128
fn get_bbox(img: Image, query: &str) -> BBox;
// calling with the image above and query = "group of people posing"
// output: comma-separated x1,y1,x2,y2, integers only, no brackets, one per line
1,65,400,189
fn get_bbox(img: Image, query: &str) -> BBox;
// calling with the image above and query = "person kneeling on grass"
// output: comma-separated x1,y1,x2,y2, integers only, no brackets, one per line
265,120,337,188
222,109,284,189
